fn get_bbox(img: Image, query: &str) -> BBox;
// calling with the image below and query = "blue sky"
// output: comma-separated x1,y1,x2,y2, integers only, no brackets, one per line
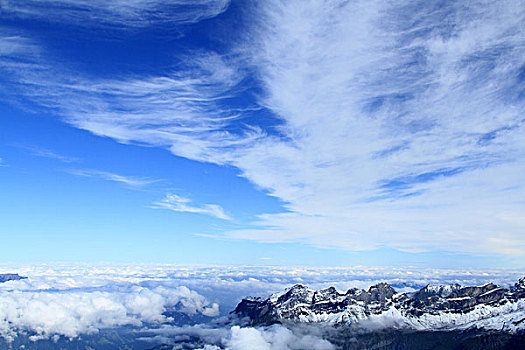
0,0,524,267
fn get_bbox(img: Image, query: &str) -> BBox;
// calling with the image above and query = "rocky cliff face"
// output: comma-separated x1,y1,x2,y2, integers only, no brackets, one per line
233,277,525,334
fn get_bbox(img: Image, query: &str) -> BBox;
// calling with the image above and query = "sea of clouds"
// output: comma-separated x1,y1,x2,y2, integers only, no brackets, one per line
140,323,336,350
0,263,522,348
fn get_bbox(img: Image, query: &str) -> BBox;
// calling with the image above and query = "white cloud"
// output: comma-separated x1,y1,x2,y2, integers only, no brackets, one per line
69,169,160,188
0,0,230,28
225,325,334,350
3,263,521,312
1,1,524,257
16,144,77,163
0,264,522,343
153,193,230,220
222,0,525,256
0,39,258,163
0,265,221,342
139,323,335,350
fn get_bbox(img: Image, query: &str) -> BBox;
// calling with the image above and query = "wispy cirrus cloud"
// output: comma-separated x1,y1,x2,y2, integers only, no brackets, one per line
0,0,524,258
152,193,230,220
223,0,525,257
0,0,231,29
15,144,78,163
69,169,161,188
0,36,259,163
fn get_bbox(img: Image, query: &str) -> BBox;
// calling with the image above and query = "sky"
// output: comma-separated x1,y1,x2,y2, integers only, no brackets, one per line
0,0,524,267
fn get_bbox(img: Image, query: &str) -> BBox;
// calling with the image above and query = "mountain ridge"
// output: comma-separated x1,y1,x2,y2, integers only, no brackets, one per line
0,274,27,283
233,277,525,334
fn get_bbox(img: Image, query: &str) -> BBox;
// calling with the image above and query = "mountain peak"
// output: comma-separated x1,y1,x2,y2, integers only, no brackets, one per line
0,273,27,283
233,277,525,333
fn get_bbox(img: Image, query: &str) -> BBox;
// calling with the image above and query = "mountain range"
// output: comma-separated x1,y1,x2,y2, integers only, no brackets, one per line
233,277,525,334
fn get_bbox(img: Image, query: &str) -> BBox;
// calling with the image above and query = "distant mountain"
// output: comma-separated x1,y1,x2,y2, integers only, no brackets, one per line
233,277,525,334
0,273,27,283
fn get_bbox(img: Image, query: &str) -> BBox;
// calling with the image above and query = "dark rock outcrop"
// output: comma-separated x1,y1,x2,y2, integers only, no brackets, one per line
0,273,27,283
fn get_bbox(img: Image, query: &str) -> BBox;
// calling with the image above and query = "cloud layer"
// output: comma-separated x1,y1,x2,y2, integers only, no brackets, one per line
0,264,522,344
1,0,524,257
225,325,334,350
0,265,221,342
144,324,335,350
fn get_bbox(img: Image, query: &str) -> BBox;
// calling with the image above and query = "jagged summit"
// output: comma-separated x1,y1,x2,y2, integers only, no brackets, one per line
513,277,525,298
233,277,525,334
413,283,461,299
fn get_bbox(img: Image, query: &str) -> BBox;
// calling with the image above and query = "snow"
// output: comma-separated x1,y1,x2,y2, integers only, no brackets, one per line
479,288,504,297
447,297,471,301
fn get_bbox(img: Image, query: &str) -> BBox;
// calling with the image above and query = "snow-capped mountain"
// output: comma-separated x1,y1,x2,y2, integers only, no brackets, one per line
233,277,525,333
